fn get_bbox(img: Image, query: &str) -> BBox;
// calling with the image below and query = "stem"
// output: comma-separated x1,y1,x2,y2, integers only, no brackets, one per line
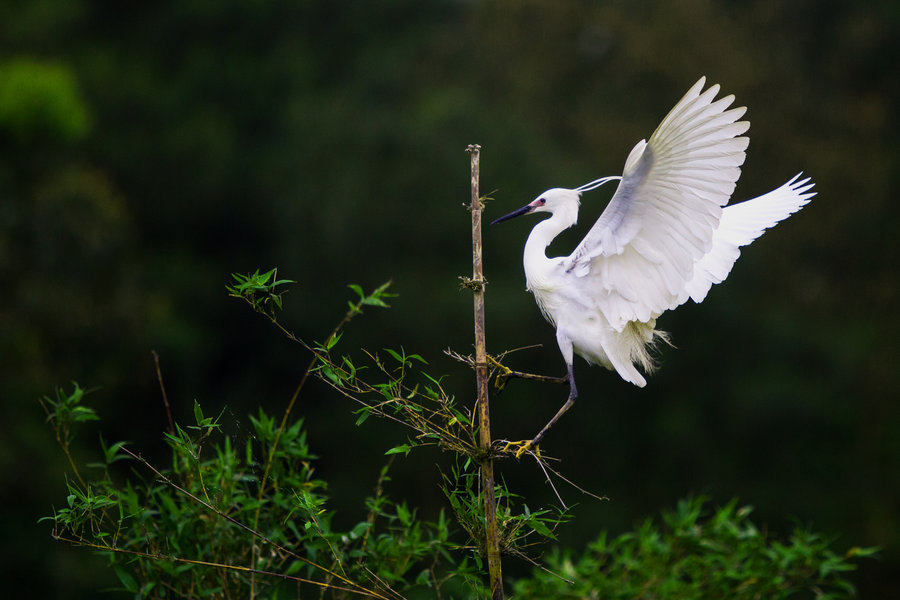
151,350,175,435
467,144,503,600
50,534,379,598
249,309,356,598
38,396,88,490
244,289,387,596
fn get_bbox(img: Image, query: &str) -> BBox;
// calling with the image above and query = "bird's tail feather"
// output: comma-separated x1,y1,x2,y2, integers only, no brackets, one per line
607,321,671,388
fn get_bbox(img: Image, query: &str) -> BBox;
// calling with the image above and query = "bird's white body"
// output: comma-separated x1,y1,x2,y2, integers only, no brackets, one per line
522,196,661,387
496,77,815,390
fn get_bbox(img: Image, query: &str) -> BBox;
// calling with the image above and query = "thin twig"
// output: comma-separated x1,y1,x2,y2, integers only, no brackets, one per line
39,397,88,490
505,546,576,586
359,457,394,558
249,304,363,597
486,355,568,393
446,350,569,393
151,350,175,434
534,457,568,509
49,533,381,597
538,460,609,503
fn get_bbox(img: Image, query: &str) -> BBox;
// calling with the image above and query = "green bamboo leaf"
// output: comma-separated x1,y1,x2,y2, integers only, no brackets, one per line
70,406,99,422
362,296,389,307
354,408,371,426
114,566,139,593
528,517,557,540
397,502,412,526
347,284,364,299
321,365,340,385
384,348,404,363
258,267,276,284
385,444,411,456
325,332,343,350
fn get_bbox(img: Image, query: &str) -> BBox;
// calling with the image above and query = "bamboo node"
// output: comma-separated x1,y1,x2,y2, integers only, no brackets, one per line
459,276,487,291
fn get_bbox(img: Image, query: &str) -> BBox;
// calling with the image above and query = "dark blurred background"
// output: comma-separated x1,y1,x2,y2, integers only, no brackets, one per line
2,0,897,597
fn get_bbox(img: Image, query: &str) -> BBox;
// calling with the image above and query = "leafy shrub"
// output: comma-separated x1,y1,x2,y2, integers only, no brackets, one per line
513,497,875,600
42,384,486,599
41,276,874,598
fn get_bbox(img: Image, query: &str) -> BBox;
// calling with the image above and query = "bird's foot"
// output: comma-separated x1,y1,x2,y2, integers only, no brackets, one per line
487,356,513,391
487,355,510,372
499,439,541,459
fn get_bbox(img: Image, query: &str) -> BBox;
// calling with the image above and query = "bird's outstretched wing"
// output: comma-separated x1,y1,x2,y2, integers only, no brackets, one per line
564,77,750,331
678,173,815,305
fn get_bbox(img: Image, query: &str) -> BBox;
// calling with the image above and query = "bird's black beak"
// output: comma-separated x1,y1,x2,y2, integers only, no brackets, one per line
490,204,534,225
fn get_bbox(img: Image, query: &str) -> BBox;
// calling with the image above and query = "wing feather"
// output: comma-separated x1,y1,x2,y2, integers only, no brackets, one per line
678,174,815,304
565,77,750,330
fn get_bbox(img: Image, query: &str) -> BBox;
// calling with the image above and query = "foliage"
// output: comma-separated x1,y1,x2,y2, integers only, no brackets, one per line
41,382,485,599
0,57,91,142
40,386,875,599
253,276,571,567
440,461,571,564
40,279,568,598
41,277,876,598
513,497,877,600
226,268,296,318
39,382,100,489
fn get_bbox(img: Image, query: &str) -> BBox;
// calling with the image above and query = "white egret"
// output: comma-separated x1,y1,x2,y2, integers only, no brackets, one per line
492,77,815,454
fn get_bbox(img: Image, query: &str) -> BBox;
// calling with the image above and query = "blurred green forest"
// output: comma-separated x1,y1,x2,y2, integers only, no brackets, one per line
1,0,897,597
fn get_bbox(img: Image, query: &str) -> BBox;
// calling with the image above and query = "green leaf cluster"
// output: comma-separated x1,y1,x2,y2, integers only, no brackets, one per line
304,283,571,568
40,382,99,432
441,462,571,564
42,395,484,599
43,277,876,598
227,268,296,317
512,497,877,600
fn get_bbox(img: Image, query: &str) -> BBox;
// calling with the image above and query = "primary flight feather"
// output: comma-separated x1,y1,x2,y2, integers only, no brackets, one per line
492,77,815,451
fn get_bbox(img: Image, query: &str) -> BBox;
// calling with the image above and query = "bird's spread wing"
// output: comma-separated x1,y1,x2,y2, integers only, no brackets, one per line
678,173,815,305
564,77,750,330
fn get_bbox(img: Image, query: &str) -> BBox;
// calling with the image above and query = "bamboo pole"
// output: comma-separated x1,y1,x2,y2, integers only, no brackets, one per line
466,144,503,599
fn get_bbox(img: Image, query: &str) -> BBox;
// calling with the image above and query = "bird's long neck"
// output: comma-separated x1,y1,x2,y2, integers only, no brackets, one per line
524,210,577,284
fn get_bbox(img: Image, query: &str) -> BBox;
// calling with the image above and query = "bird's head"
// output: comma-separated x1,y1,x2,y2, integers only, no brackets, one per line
491,188,581,225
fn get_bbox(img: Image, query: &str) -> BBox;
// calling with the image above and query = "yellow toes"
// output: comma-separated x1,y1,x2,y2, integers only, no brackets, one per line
514,442,532,459
500,440,523,454
499,439,540,459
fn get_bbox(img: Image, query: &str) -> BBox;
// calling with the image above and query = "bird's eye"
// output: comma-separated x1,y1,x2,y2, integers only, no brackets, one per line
538,198,546,205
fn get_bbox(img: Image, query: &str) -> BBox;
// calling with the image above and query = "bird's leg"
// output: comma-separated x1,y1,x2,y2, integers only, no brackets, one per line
487,354,568,393
514,362,577,458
